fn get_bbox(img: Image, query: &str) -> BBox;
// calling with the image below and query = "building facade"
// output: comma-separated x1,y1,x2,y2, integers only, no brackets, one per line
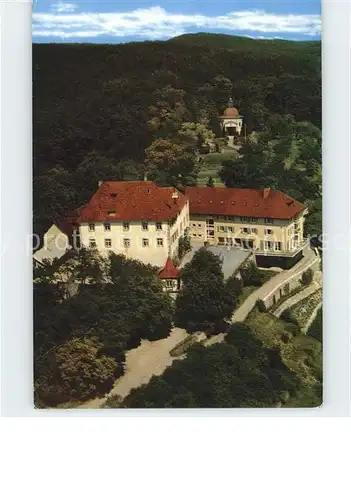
77,181,189,267
185,186,308,269
38,182,307,273
220,97,243,146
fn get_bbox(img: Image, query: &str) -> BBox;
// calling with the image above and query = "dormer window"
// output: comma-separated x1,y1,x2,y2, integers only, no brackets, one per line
110,193,117,199
108,211,116,216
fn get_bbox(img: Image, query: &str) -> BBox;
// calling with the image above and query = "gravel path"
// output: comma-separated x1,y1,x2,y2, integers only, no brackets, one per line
79,328,188,409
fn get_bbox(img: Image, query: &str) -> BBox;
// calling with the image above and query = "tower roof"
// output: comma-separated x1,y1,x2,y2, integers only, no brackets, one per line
222,107,240,118
158,257,180,279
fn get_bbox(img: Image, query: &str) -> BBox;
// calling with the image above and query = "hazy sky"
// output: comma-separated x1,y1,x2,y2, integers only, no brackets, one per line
33,1,321,43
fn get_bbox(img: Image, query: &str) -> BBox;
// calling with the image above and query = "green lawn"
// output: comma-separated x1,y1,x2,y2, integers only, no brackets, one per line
237,286,258,306
197,148,237,187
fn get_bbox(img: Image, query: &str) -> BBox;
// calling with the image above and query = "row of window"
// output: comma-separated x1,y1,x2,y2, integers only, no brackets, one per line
261,241,282,251
88,221,163,232
89,238,165,249
206,216,274,223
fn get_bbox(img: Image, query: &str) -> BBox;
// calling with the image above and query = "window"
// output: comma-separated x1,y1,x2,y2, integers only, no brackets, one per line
240,216,249,222
218,237,225,244
198,224,202,227
142,238,149,247
156,222,162,231
166,280,174,288
157,238,163,247
218,226,225,232
88,224,95,232
123,238,130,248
123,222,129,231
251,228,258,234
242,227,250,234
104,239,112,248
104,223,111,231
275,242,282,251
142,221,148,231
264,218,273,224
192,223,196,227
264,241,274,250
250,217,258,223
192,233,197,237
89,238,96,248
227,227,233,232
264,229,273,235
198,234,202,238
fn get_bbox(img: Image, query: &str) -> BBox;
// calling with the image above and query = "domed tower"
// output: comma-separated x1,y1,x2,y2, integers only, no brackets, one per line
220,97,243,146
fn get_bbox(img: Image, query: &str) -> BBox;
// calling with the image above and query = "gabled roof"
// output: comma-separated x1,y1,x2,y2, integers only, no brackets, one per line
158,257,180,279
185,186,305,220
77,181,187,222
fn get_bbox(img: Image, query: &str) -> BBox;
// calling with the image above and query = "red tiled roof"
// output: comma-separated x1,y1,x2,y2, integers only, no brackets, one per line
158,257,180,279
185,186,305,220
77,181,187,222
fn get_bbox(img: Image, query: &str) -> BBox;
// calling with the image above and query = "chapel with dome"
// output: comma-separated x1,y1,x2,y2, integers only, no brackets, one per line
220,97,243,146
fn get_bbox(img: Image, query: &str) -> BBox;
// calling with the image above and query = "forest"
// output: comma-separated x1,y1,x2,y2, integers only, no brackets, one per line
33,34,321,239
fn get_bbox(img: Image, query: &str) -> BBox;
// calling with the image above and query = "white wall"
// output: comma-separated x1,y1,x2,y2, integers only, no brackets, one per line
79,200,190,267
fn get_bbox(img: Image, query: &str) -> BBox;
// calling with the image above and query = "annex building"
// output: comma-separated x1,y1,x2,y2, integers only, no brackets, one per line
185,186,308,269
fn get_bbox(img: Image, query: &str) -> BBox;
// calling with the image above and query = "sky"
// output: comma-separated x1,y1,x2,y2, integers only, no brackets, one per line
32,1,321,43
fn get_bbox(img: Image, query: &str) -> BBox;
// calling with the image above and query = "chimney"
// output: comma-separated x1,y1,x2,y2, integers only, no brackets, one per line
98,180,103,187
144,172,148,182
172,191,179,204
263,188,271,200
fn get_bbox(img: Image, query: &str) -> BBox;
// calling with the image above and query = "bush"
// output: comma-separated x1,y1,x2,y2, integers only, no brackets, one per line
281,309,299,325
301,268,313,286
256,299,267,312
241,262,266,287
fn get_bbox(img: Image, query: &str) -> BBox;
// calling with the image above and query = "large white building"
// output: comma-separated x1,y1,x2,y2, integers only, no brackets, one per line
76,181,189,267
35,181,308,273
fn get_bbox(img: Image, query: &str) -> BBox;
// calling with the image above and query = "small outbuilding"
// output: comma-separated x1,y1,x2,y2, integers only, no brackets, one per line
158,257,181,293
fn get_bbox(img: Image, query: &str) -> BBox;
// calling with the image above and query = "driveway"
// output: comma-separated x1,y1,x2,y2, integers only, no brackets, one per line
79,327,188,409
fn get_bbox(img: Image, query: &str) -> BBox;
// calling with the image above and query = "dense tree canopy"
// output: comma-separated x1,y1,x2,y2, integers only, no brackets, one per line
34,254,174,405
175,248,242,333
219,117,322,202
33,37,321,237
35,337,118,407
